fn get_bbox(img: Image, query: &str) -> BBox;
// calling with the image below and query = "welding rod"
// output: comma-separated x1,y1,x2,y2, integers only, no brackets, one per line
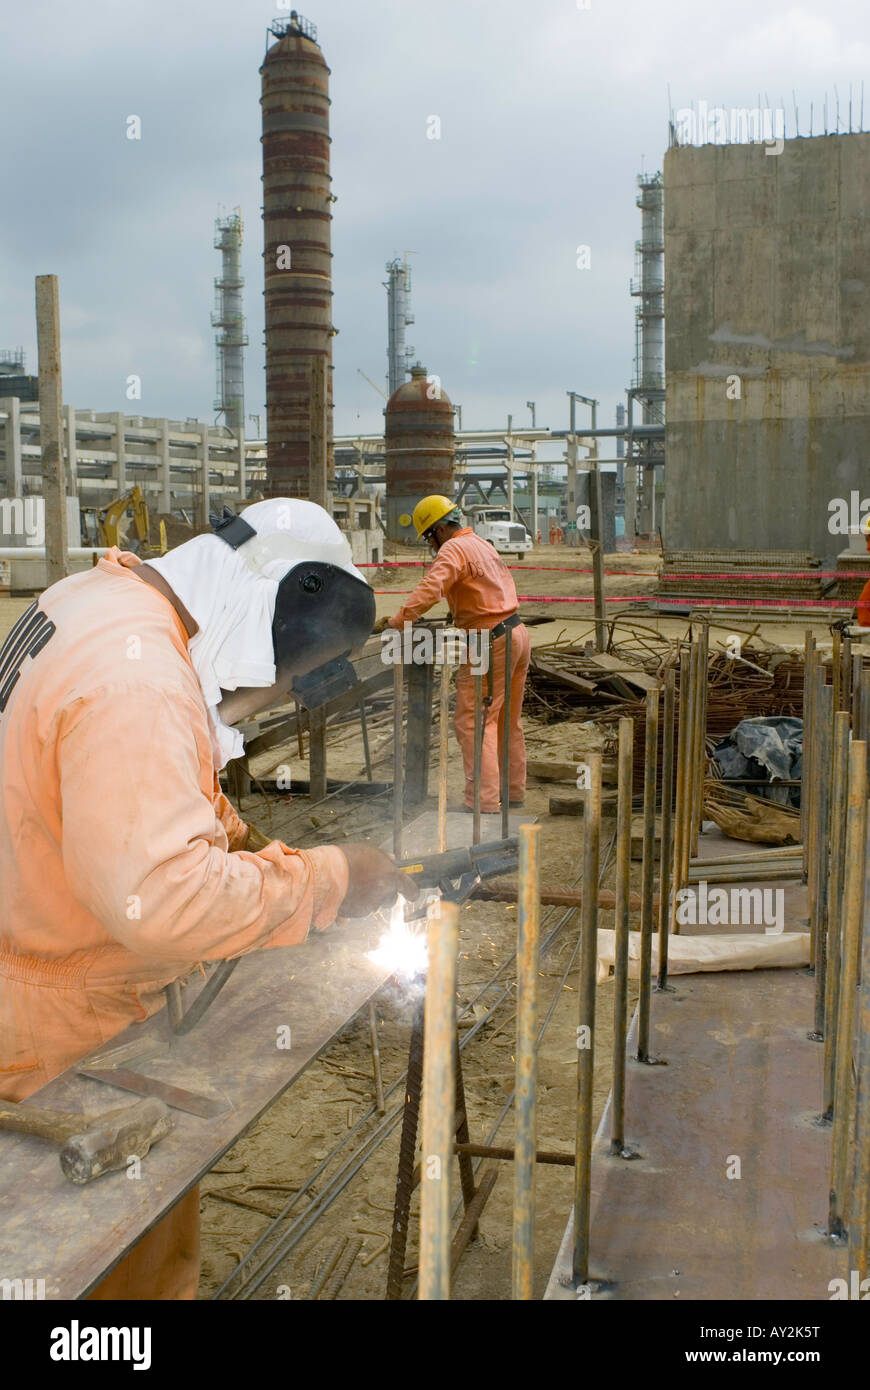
637,688,659,1063
829,740,867,1239
572,751,601,1286
513,822,541,1301
473,674,483,847
823,710,851,1114
418,899,461,1301
611,718,633,1156
501,627,513,841
437,661,450,854
657,668,676,990
393,661,404,859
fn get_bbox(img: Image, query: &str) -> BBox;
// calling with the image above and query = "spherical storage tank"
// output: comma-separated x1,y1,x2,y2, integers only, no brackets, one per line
384,365,455,543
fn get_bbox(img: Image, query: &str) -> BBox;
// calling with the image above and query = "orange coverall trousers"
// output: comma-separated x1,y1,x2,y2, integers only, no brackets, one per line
454,623,531,813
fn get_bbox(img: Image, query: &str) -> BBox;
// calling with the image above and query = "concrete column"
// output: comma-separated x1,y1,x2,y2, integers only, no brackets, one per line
158,418,171,513
200,424,211,528
0,397,22,496
114,411,127,493
35,274,69,584
625,465,638,541
65,404,78,492
531,458,539,540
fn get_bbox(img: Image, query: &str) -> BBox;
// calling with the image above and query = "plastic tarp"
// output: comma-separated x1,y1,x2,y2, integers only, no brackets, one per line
596,929,810,983
712,716,803,807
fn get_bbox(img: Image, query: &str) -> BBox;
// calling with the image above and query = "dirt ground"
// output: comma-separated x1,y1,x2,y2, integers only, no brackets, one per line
0,541,833,1301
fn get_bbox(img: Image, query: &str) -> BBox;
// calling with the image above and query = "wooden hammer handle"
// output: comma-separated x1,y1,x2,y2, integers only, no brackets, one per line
0,1102,90,1145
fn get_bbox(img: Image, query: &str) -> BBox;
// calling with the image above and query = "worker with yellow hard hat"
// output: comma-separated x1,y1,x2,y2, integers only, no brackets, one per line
374,494,530,814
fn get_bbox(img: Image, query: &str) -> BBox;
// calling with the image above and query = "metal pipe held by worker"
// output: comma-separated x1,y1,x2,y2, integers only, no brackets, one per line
637,688,659,1062
418,899,461,1301
512,822,541,1301
572,751,601,1286
611,718,633,1155
829,740,867,1239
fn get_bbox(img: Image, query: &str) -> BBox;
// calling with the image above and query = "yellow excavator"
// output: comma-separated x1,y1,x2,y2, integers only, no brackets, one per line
81,486,167,555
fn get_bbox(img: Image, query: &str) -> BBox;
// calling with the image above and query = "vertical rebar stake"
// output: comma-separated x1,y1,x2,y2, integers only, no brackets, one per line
437,661,450,853
572,751,601,1287
393,661,404,859
671,646,691,936
657,668,676,990
823,711,850,1112
418,900,460,1301
830,741,867,1238
501,627,513,841
472,674,483,847
611,718,634,1154
513,823,541,1300
637,688,659,1061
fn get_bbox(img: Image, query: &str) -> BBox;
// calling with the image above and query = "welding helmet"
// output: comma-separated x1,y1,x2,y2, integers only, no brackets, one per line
211,506,375,704
412,494,460,539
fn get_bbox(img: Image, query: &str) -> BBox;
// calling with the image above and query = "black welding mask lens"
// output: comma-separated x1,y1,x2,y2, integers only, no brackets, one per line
271,561,375,689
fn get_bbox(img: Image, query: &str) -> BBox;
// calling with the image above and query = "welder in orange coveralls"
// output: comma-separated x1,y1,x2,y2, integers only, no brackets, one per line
0,499,405,1300
374,496,530,814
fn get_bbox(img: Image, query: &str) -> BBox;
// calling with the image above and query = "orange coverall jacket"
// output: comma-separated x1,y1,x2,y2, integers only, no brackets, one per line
387,527,519,631
0,550,347,1100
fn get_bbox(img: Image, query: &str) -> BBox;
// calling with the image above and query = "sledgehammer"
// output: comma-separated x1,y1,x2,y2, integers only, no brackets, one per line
0,1096,172,1185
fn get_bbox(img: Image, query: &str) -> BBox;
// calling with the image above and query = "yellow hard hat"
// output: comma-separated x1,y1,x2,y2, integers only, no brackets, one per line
411,494,458,539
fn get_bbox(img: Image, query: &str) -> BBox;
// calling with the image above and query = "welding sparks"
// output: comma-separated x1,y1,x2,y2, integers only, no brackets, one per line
367,896,428,980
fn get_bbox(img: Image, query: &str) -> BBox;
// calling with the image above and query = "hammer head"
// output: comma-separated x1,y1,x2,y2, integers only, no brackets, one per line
59,1097,173,1185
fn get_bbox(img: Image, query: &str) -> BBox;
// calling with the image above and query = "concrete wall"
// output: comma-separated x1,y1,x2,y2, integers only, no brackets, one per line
664,134,869,561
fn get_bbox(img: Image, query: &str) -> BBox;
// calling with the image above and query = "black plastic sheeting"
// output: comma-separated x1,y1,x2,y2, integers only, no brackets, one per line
711,716,803,808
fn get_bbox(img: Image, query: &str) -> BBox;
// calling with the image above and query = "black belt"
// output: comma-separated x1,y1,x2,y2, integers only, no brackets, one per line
491,613,521,641
485,614,521,705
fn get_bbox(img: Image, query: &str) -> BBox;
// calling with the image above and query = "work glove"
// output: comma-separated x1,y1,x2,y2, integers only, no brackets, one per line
338,843,410,918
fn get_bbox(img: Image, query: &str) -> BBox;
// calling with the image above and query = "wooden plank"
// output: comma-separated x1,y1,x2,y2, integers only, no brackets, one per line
0,917,392,1299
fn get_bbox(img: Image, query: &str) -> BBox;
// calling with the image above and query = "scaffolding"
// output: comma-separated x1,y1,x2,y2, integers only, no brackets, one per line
212,211,248,431
628,172,665,534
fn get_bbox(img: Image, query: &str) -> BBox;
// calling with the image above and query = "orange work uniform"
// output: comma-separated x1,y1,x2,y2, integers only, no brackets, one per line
388,528,530,812
857,577,870,627
0,549,348,1298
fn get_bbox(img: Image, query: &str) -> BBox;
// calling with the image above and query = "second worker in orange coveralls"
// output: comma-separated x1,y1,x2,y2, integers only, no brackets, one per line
374,496,531,814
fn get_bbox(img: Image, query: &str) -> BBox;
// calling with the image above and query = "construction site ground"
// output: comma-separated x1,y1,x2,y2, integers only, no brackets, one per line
0,542,835,1300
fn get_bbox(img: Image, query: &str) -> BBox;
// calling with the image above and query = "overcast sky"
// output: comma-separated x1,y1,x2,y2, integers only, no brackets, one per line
2,0,867,453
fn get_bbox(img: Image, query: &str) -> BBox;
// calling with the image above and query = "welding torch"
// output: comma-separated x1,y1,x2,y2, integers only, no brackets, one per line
396,836,519,905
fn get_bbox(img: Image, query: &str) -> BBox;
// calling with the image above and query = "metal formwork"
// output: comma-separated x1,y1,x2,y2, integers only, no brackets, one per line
384,364,455,543
260,12,333,497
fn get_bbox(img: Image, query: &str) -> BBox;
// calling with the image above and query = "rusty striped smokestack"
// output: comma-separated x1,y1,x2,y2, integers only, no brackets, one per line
260,11,333,498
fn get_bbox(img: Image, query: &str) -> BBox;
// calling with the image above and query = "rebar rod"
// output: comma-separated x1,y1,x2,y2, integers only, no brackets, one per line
671,646,691,935
637,689,659,1061
501,627,513,841
437,662,449,853
813,680,833,1038
829,741,867,1238
572,751,601,1285
473,674,483,846
512,823,541,1300
611,718,633,1153
849,808,870,1282
657,668,676,990
823,711,851,1112
393,662,404,858
419,900,460,1301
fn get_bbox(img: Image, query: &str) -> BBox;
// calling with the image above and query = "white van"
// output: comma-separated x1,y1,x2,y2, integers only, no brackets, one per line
466,506,532,556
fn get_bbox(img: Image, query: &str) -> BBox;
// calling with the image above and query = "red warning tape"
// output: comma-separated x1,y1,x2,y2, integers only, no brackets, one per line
374,591,853,608
361,561,869,580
